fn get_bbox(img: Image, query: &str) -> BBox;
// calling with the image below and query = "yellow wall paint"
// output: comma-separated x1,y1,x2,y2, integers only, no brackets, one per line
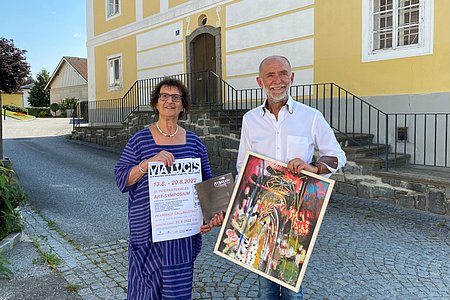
187,7,223,33
94,0,136,36
169,0,189,9
314,0,450,96
143,1,160,19
184,5,226,75
94,35,137,101
1,93,23,107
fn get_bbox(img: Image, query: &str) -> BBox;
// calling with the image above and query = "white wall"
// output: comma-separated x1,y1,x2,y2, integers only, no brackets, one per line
136,21,185,79
52,63,86,88
22,89,30,107
224,1,315,88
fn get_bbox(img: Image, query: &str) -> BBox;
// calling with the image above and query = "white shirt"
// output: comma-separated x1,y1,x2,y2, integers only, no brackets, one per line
236,96,346,175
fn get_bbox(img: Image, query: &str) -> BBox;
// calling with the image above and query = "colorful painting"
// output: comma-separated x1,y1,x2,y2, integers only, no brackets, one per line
214,152,335,292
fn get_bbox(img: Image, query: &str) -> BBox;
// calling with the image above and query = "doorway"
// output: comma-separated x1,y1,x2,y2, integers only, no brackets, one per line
186,26,221,107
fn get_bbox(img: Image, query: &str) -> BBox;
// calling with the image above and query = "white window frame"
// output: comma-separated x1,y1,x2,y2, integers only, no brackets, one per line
107,54,122,91
106,0,121,20
362,0,434,62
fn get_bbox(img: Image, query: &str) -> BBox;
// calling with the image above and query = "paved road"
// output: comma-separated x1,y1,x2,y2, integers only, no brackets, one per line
3,117,128,248
1,118,450,299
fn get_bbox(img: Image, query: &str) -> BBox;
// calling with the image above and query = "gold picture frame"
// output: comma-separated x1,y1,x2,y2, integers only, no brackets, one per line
214,152,335,292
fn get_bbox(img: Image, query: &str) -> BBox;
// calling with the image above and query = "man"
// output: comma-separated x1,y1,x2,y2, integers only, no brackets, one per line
236,55,346,299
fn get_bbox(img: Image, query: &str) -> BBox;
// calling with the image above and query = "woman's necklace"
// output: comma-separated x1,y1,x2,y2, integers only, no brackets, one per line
156,122,178,137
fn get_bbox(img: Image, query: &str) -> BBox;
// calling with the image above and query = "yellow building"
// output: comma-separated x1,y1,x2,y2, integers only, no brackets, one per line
87,0,448,110
1,92,23,108
87,0,449,166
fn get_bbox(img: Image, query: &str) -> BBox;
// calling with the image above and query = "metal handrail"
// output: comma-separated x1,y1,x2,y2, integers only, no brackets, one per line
76,71,450,168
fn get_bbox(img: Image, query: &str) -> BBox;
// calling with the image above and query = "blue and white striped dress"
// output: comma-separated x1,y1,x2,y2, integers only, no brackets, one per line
114,127,212,299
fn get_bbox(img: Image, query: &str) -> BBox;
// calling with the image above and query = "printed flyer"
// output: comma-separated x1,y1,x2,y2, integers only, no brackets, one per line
148,158,203,242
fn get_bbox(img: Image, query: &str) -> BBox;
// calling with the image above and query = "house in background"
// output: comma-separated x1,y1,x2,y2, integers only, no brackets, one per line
45,56,88,105
20,83,33,107
0,92,23,108
85,0,449,167
1,81,33,109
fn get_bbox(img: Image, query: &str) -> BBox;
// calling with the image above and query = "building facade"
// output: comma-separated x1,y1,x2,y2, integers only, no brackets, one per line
86,0,449,165
0,92,23,108
87,0,449,112
45,56,88,105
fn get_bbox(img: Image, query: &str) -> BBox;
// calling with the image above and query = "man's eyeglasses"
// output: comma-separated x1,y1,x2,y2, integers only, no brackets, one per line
159,93,182,103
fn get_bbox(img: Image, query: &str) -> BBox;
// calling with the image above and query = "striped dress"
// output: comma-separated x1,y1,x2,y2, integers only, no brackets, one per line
114,127,212,300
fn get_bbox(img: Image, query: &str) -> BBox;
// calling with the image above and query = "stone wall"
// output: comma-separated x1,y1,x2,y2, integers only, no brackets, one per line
71,111,239,175
72,111,450,216
332,162,450,215
179,112,239,176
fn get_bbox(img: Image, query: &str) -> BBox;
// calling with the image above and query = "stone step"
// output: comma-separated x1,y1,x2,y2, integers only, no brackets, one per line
353,153,411,170
373,167,450,189
335,173,426,211
343,144,389,160
335,133,374,147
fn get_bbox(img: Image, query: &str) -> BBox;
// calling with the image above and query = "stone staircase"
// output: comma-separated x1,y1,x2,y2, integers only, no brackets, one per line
179,111,240,176
332,133,449,216
71,109,450,216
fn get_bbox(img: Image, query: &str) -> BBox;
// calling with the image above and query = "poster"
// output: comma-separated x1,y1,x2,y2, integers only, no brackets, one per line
214,152,335,292
194,173,234,222
148,158,203,242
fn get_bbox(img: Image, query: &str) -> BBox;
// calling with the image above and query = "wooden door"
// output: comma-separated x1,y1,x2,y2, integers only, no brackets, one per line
192,33,216,105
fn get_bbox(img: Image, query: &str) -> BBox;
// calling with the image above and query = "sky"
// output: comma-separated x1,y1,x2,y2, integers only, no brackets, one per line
0,0,87,79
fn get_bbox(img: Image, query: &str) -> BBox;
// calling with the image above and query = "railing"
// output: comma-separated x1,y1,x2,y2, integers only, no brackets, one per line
386,113,450,168
76,71,450,168
72,100,89,131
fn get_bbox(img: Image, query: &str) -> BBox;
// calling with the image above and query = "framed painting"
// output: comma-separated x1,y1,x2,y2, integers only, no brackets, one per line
214,152,335,292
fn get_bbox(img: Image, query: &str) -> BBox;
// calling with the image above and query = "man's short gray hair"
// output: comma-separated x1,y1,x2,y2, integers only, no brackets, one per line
259,55,292,74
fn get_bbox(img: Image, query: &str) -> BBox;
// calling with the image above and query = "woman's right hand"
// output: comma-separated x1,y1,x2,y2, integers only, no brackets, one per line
126,151,175,187
149,150,175,166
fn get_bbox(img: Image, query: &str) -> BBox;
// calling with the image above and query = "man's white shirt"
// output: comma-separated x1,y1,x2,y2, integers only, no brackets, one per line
236,96,347,176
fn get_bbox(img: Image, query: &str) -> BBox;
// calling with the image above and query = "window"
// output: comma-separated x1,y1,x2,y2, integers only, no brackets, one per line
396,127,408,141
362,0,433,62
107,0,120,18
108,56,122,90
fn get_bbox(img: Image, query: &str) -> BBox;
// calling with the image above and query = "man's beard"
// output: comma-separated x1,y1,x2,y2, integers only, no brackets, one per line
262,83,289,104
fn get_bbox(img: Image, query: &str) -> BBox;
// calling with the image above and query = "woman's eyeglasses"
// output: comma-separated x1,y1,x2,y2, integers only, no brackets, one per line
159,93,182,103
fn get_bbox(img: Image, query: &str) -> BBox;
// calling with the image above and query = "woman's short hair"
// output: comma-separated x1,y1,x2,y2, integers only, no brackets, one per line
150,77,190,119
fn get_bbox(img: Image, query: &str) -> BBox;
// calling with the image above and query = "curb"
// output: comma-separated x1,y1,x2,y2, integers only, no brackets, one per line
0,232,23,254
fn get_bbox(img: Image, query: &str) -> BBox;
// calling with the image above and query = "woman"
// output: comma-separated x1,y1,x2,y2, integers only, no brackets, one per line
114,78,222,299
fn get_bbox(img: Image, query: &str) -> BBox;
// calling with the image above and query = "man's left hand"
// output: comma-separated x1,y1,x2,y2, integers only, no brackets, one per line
287,158,317,174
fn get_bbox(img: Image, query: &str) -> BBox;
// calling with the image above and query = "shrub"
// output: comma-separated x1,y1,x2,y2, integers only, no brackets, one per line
0,164,27,241
27,107,50,118
60,97,78,110
0,251,13,278
39,110,50,118
2,104,27,114
50,103,60,113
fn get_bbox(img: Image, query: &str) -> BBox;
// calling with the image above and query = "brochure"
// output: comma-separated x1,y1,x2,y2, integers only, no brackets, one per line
194,173,235,222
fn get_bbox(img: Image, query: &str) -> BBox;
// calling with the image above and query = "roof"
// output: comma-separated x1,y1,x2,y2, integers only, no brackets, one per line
45,56,88,90
20,83,34,90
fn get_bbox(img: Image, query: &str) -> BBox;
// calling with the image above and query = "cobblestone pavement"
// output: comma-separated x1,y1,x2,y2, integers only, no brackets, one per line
21,193,450,300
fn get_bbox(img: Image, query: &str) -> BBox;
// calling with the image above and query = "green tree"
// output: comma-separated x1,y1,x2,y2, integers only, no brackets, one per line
28,69,50,107
0,37,31,159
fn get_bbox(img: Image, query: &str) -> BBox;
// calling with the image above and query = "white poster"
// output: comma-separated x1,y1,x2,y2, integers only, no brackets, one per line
148,158,203,242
